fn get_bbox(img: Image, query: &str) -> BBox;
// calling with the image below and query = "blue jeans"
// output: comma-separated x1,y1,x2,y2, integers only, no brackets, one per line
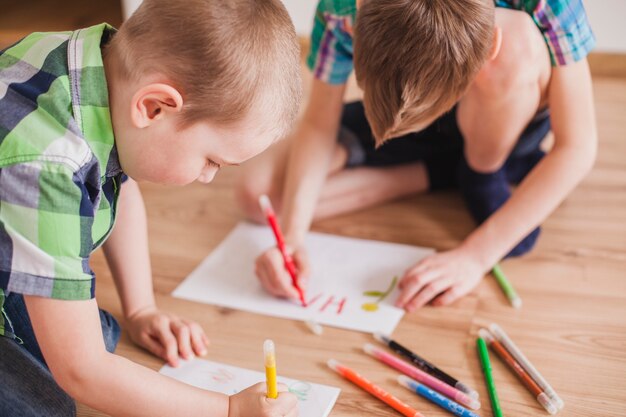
0,293,120,416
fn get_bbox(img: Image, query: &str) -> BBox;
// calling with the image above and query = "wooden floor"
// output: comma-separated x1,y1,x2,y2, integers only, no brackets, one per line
3,3,626,417
0,0,123,47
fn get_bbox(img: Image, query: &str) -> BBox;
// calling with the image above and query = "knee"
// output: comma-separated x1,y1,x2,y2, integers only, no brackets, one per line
506,227,541,258
234,174,272,224
463,147,509,175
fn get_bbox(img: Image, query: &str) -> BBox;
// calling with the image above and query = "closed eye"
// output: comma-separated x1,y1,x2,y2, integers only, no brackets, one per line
206,159,221,169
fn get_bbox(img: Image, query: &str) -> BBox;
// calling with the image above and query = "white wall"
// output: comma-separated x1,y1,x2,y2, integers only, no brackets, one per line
121,0,626,54
584,0,626,53
282,0,317,36
121,0,142,20
121,0,317,32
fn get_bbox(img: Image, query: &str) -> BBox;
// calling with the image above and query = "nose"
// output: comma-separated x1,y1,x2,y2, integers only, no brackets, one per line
197,166,218,184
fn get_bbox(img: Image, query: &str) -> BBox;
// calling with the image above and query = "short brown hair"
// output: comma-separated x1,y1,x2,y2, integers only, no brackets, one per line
354,0,494,145
107,0,302,138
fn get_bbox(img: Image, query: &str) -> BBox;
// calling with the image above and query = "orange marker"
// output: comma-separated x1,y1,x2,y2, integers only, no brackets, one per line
327,359,424,417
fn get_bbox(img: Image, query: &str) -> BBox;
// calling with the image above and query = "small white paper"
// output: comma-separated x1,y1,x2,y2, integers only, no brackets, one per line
160,359,340,417
173,222,434,334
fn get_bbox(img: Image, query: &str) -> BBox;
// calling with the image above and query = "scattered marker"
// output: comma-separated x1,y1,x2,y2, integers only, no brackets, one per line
305,319,324,336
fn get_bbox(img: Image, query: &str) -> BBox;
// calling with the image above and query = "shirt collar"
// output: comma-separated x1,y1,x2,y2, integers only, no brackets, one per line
67,23,121,179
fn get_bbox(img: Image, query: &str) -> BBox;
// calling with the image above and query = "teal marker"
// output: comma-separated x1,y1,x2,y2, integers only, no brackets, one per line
492,264,522,308
478,337,503,417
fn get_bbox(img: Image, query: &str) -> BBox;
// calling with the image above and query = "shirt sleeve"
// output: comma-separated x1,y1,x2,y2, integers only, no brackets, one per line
0,161,96,300
498,0,596,66
306,0,356,85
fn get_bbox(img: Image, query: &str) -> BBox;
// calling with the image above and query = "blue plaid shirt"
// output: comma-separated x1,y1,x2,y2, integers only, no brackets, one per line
307,0,596,84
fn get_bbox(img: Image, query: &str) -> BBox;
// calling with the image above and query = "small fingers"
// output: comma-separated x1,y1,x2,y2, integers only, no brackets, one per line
171,320,194,360
257,253,299,299
279,273,301,300
404,277,454,312
183,320,209,357
399,259,431,290
432,284,468,306
154,316,180,366
277,391,299,415
395,268,441,308
272,264,301,300
293,250,310,289
139,332,166,359
264,389,298,416
256,262,272,293
260,260,294,298
285,408,300,417
256,259,282,296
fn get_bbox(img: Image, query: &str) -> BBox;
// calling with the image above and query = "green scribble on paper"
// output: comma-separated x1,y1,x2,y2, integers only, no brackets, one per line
361,276,398,312
289,381,312,401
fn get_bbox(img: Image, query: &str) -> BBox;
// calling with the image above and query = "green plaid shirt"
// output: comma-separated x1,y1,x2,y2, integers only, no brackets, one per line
307,0,596,84
0,24,123,337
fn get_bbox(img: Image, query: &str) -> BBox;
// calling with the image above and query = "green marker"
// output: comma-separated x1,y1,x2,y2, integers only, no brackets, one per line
478,337,503,417
492,264,522,308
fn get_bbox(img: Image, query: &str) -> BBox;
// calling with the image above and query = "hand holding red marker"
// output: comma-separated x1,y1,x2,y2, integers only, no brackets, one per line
258,195,307,306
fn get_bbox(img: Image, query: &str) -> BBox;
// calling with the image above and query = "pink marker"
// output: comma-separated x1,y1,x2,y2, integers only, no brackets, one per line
363,344,481,410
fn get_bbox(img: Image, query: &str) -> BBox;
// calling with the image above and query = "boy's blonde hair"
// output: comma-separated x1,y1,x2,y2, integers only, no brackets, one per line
108,0,302,138
354,0,494,145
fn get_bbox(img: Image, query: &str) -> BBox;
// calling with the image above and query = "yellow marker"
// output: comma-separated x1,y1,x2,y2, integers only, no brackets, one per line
264,339,278,398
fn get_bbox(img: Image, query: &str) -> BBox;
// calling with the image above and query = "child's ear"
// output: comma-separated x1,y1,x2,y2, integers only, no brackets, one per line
489,26,503,61
130,83,183,128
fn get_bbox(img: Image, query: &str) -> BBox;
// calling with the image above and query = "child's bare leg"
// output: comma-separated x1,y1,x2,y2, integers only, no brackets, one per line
236,140,429,222
235,140,291,223
314,162,428,220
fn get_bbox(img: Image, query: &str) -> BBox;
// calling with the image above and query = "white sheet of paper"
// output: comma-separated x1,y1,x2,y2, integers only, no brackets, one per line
160,359,340,417
173,222,434,334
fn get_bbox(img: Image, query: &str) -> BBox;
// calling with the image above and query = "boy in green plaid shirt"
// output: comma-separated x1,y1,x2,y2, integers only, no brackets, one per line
0,0,301,415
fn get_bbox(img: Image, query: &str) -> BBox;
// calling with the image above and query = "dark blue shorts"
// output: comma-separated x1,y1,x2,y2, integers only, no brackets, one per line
337,101,551,190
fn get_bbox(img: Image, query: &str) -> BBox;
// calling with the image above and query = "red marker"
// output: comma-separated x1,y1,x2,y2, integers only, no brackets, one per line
258,195,307,306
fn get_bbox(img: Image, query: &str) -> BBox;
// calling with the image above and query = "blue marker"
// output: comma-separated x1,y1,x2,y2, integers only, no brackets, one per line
397,375,480,417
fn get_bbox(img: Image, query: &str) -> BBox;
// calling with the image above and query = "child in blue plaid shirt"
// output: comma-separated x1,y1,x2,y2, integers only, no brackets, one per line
238,0,597,311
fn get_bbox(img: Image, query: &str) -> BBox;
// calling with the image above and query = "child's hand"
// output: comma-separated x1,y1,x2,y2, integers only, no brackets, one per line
395,248,486,312
228,382,298,417
126,306,210,367
255,246,310,299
